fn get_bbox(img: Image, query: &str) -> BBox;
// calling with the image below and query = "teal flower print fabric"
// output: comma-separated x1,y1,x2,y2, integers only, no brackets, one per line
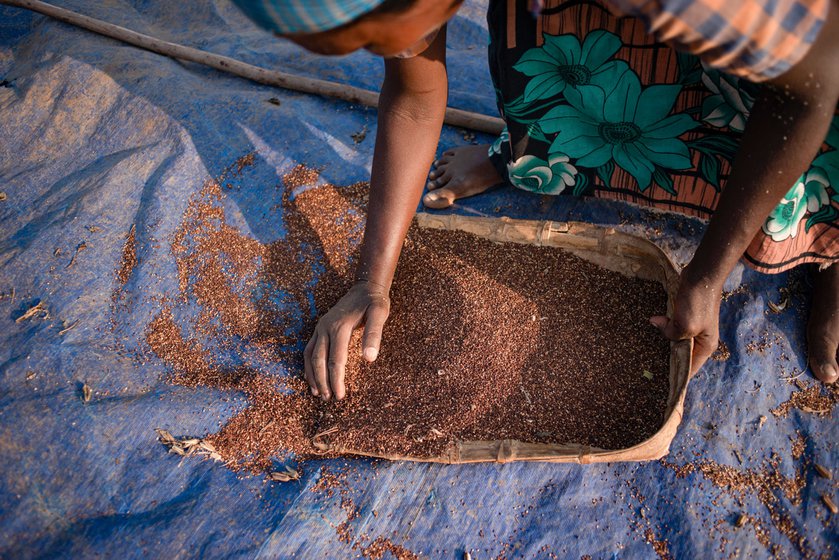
539,71,697,190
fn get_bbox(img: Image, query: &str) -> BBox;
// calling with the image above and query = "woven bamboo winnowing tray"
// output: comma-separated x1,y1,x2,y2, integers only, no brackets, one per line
314,213,693,464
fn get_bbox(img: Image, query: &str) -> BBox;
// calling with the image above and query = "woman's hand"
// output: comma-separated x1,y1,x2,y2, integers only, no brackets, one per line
303,281,390,400
650,270,722,376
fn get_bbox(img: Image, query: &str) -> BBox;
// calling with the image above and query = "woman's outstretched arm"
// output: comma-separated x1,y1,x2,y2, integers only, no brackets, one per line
652,0,839,375
304,29,449,400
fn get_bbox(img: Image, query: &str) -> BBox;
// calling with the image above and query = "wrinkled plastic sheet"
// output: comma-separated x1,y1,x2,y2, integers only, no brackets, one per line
0,2,836,558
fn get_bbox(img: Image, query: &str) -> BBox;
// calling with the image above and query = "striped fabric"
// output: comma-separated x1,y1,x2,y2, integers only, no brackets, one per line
230,0,386,34
604,0,829,81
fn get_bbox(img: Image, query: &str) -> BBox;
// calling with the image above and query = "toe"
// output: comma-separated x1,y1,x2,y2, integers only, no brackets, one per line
807,335,838,384
810,359,838,384
427,170,451,191
807,310,838,384
423,188,456,209
807,264,839,384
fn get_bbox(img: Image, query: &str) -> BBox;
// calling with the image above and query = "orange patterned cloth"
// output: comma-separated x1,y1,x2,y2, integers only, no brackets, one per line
604,0,829,81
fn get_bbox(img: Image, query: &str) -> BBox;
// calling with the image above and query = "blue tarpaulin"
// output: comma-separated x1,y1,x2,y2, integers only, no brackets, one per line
0,2,836,558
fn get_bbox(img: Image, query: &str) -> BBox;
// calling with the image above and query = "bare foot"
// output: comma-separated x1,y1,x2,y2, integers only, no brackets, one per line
807,263,839,383
423,145,503,209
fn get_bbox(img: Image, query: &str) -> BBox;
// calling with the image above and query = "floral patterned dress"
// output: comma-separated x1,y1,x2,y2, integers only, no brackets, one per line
486,0,839,273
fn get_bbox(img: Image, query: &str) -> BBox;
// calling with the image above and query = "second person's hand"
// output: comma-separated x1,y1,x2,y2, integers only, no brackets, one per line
650,267,722,376
303,280,390,400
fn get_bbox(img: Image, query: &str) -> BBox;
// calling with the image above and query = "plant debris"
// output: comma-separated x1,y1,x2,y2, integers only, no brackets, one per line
767,298,787,313
267,466,300,483
822,494,838,514
66,241,89,269
155,429,223,462
16,301,48,323
351,125,368,144
745,331,782,354
814,464,832,480
59,319,79,335
81,383,92,403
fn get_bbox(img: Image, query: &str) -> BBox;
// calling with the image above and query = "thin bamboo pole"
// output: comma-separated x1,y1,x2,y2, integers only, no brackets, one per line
0,0,506,134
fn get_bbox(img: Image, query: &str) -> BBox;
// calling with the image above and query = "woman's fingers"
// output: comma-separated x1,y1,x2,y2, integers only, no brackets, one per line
650,315,718,375
649,315,681,340
311,333,331,400
328,324,353,400
362,298,390,362
304,285,391,400
303,334,318,395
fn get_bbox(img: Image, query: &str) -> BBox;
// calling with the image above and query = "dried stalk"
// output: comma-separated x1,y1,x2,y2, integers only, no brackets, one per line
16,301,48,323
